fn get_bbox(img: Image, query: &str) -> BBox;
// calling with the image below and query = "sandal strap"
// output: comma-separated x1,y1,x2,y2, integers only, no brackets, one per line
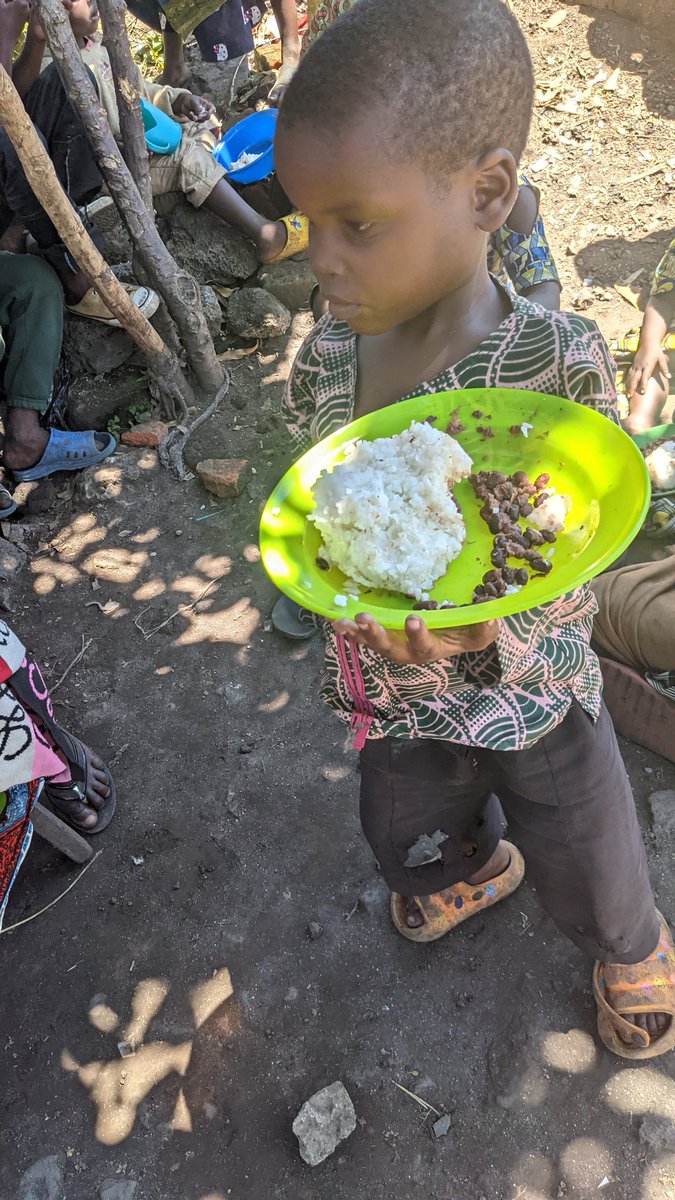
593,912,675,1049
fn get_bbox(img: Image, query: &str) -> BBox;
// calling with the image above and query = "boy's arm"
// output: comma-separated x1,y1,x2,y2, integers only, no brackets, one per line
0,0,29,73
626,293,673,401
267,0,301,106
11,8,47,96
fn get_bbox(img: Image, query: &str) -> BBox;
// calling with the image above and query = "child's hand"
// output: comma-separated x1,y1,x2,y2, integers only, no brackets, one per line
626,341,671,399
333,612,498,665
172,92,216,122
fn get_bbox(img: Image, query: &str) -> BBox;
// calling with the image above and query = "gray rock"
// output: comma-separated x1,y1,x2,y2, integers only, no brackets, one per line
307,921,324,940
102,224,133,265
63,316,134,375
227,287,290,339
648,790,675,850
98,1182,138,1200
433,1113,452,1139
201,284,223,338
258,258,316,312
17,1154,65,1200
68,369,147,431
639,1115,675,1152
292,1081,356,1166
166,200,258,283
0,538,26,581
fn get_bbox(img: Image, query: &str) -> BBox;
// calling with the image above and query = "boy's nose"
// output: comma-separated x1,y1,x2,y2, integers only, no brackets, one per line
308,227,346,286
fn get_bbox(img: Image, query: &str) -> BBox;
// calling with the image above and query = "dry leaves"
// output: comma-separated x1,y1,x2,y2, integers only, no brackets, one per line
217,340,260,361
85,599,121,616
543,9,568,31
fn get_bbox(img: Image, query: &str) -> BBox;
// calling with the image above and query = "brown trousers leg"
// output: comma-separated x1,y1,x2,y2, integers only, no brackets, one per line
359,702,659,965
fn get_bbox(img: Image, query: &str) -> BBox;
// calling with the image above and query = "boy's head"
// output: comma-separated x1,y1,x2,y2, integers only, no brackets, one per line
69,0,99,39
276,0,534,335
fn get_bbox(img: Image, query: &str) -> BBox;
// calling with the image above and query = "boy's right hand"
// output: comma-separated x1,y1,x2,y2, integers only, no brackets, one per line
626,340,671,398
0,0,31,51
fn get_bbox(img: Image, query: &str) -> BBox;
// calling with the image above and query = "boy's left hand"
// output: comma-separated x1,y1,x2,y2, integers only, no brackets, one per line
172,93,216,122
333,612,498,665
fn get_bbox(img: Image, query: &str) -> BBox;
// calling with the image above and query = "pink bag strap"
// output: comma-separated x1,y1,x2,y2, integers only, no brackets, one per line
336,634,375,751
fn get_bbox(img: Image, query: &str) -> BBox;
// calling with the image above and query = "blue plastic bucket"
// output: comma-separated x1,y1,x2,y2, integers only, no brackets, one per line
212,109,278,184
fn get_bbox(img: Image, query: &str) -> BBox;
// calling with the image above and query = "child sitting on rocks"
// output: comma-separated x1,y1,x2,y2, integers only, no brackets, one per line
12,0,306,318
275,0,675,1060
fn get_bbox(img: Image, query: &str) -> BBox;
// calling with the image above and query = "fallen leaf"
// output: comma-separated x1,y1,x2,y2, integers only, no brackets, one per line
614,284,643,310
212,285,234,301
91,578,101,592
622,268,644,287
554,97,579,114
85,599,120,615
603,67,620,91
217,340,260,361
543,8,568,30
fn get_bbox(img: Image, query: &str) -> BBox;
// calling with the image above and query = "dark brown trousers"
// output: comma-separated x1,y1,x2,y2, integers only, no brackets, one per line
359,702,659,964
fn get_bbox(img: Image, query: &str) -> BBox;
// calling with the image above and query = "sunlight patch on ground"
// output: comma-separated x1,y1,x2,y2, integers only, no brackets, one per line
539,1029,597,1073
258,690,290,714
61,970,234,1146
134,578,166,601
560,1137,614,1193
32,559,81,594
605,1067,675,1120
82,547,149,584
174,597,261,646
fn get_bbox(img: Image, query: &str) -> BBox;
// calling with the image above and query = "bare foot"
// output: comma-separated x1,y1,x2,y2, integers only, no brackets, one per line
405,841,511,928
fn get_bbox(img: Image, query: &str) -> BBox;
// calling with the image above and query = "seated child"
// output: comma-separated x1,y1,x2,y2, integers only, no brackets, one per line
13,0,306,293
625,236,674,434
275,0,675,1059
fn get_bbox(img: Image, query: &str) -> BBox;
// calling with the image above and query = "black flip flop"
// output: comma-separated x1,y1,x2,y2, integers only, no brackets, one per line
271,594,318,641
44,740,117,835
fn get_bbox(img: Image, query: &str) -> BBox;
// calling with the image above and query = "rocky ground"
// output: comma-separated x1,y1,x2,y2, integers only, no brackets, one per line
1,2,674,1199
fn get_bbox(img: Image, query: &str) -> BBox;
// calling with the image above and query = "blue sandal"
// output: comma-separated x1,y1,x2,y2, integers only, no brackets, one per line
12,428,117,482
0,484,17,518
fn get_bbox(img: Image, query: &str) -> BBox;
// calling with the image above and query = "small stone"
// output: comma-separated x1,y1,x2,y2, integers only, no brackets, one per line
121,420,169,448
307,921,324,940
292,1081,357,1166
639,1114,675,1152
17,1155,65,1200
63,316,135,374
0,538,26,581
98,1182,138,1200
227,287,291,339
433,1113,452,1139
196,458,248,499
258,258,316,311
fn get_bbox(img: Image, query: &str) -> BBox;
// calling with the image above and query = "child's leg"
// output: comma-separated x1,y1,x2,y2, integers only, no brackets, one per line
161,25,190,88
359,736,507,910
0,253,59,472
625,366,670,435
149,127,292,262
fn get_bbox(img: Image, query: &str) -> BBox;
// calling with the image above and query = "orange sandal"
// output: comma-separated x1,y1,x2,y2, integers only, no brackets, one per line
593,911,675,1060
270,212,309,262
390,840,525,943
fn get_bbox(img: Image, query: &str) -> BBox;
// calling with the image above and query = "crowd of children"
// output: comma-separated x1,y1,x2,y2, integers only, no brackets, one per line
0,0,673,1061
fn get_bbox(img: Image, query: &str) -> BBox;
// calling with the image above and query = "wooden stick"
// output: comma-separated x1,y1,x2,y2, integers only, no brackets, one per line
50,634,92,693
98,0,153,211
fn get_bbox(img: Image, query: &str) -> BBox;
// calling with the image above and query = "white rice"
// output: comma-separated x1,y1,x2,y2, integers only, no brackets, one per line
528,493,572,533
310,421,472,599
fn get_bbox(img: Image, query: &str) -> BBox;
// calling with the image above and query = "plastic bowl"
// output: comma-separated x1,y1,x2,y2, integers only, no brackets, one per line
212,109,278,183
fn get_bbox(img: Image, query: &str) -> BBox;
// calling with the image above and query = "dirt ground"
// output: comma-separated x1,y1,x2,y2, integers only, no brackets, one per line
1,2,675,1198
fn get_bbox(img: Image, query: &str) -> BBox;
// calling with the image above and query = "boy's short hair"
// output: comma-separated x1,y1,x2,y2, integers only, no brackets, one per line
279,0,534,180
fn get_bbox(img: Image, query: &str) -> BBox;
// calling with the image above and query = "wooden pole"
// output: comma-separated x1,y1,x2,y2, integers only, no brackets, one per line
37,0,224,397
98,0,153,211
0,65,192,419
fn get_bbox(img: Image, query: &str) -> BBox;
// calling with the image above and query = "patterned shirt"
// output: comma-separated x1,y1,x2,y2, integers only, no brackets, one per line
283,295,619,751
650,235,675,298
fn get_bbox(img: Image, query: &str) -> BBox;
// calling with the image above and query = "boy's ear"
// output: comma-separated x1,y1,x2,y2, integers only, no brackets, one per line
472,150,519,234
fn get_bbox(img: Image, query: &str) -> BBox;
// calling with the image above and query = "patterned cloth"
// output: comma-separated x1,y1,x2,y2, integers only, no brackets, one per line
283,294,619,751
488,175,560,294
650,235,675,298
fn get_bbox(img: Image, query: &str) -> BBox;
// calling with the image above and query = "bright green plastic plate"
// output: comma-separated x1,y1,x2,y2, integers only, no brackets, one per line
260,388,650,630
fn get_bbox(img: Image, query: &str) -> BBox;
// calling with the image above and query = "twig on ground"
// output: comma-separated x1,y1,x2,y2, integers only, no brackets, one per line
51,635,92,693
391,1080,441,1117
616,162,670,187
0,850,102,935
108,742,130,768
158,374,230,480
141,574,226,639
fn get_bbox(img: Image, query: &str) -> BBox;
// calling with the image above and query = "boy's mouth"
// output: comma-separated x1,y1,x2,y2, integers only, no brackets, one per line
324,294,362,319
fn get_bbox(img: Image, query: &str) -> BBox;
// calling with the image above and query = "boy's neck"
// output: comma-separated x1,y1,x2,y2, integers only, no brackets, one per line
398,266,508,349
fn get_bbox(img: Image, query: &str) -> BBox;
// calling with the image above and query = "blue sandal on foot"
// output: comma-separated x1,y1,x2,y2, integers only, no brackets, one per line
12,428,117,482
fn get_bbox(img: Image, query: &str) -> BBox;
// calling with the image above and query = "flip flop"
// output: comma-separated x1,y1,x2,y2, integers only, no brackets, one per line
390,840,525,943
271,594,318,640
44,739,117,835
12,428,117,482
593,911,675,1060
0,484,17,518
270,212,309,263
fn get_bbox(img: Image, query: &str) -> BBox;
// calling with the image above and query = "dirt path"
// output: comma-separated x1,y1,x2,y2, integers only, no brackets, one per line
1,3,674,1199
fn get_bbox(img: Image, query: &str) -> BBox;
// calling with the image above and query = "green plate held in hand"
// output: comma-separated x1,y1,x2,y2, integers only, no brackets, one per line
260,388,650,630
